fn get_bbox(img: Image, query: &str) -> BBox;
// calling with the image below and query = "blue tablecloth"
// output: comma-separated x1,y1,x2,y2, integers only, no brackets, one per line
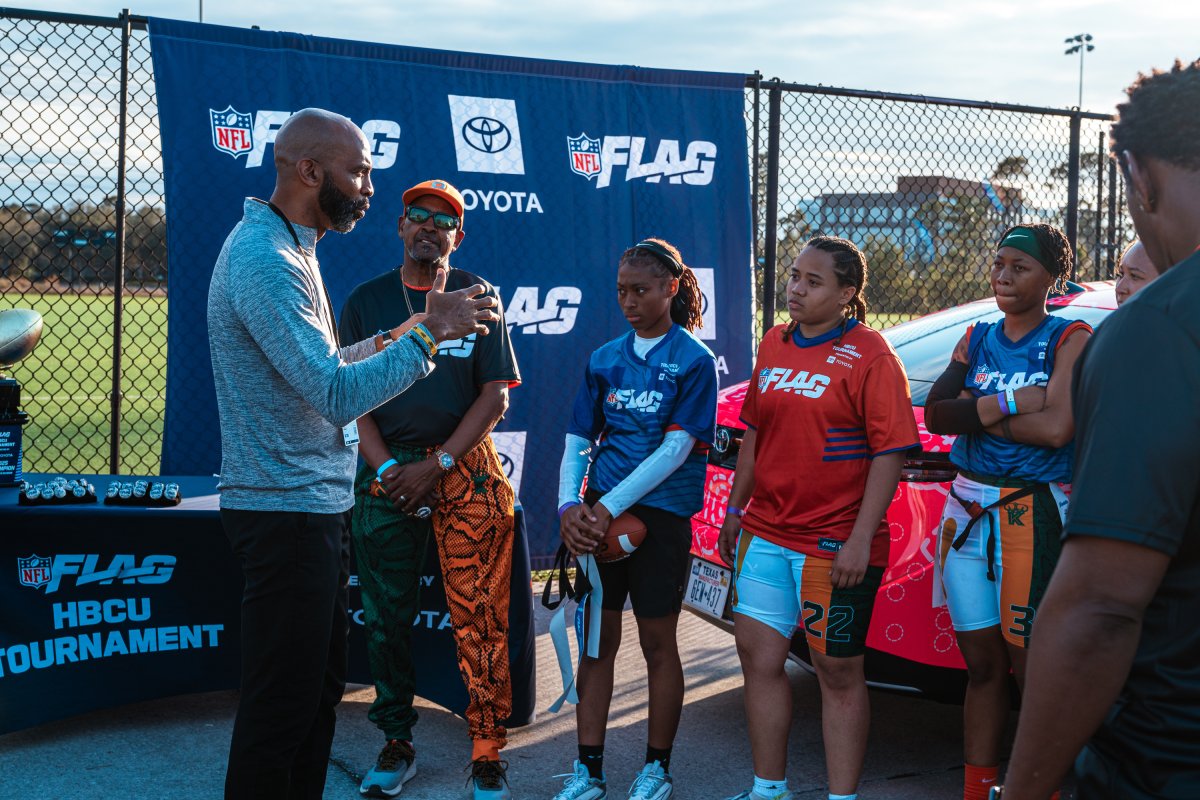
0,475,535,734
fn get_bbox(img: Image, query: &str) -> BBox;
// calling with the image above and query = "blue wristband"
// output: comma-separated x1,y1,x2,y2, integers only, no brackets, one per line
1005,387,1018,416
376,458,399,479
558,501,580,518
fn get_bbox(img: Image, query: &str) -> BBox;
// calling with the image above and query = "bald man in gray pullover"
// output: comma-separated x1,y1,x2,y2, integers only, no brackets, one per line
208,108,498,800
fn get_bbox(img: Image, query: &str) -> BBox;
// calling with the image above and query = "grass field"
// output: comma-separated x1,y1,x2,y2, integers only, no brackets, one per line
3,292,166,475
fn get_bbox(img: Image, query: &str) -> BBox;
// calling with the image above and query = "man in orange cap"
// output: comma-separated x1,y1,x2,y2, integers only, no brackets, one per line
339,179,520,800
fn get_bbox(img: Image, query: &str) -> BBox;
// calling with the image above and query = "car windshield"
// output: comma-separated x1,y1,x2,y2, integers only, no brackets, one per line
886,303,1113,405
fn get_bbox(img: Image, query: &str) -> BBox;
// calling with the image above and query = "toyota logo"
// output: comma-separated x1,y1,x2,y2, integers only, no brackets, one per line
462,117,512,153
498,452,515,477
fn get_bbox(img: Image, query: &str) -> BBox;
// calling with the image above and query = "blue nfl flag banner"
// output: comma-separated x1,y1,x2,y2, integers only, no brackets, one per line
148,18,753,562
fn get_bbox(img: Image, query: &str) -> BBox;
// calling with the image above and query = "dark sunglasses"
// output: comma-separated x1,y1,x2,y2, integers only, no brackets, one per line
405,205,460,231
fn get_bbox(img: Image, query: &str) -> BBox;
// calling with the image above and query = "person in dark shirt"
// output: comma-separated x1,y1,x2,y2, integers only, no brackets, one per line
339,180,521,800
996,58,1200,800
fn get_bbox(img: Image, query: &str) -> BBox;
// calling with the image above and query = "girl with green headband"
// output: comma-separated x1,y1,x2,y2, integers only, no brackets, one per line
923,223,1092,800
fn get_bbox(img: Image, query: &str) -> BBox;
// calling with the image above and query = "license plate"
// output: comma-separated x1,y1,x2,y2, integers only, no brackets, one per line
683,558,731,620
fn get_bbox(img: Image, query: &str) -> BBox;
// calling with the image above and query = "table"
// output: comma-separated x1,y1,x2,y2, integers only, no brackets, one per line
0,475,536,735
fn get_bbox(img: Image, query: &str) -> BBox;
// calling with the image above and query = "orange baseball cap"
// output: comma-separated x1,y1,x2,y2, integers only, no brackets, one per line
402,179,465,219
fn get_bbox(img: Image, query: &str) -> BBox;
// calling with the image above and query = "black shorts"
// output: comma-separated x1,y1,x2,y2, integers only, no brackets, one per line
585,488,692,618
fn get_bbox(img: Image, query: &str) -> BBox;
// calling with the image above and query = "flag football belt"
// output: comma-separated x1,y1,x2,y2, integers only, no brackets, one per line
949,472,1048,582
540,543,603,713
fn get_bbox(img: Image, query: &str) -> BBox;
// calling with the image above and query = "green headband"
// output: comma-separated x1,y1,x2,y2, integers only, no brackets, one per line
998,227,1052,272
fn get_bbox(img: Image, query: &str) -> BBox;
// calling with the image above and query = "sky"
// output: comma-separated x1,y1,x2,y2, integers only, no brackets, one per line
12,0,1200,115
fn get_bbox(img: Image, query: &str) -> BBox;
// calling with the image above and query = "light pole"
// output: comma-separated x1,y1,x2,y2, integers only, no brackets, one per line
1064,33,1095,109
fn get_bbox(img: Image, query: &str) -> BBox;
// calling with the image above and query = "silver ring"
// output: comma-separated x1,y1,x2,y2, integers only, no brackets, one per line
415,506,432,519
397,495,407,503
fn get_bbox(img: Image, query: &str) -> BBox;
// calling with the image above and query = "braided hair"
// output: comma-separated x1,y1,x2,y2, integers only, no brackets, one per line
998,223,1073,294
620,238,704,332
782,236,869,342
1111,58,1200,172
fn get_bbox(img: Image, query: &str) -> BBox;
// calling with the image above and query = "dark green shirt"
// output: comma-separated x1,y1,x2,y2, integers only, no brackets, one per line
1067,249,1200,799
339,266,520,447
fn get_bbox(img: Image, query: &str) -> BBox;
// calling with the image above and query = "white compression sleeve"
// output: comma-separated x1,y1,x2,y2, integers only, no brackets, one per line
558,433,592,510
598,429,695,518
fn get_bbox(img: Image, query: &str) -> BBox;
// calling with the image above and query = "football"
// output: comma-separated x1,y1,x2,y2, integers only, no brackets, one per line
594,512,648,563
0,308,44,367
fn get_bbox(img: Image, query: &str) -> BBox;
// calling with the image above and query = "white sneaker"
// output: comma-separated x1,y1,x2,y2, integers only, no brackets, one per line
552,760,607,800
723,791,792,800
627,761,673,800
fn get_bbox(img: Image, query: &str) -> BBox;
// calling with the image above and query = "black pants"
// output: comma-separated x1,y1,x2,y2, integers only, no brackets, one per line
220,509,350,800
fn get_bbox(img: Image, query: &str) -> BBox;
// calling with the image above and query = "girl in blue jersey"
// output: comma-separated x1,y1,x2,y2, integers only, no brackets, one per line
924,223,1092,800
554,239,718,800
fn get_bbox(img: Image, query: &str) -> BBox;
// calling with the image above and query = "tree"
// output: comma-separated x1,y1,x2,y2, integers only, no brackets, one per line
1046,150,1119,279
1048,151,1102,186
992,155,1029,181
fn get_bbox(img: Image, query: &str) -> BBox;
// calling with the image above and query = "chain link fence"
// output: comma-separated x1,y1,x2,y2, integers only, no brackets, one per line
1,9,163,475
2,9,1128,476
749,80,1129,334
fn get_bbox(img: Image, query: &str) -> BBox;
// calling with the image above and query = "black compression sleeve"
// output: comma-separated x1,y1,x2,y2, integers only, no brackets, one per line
924,361,984,434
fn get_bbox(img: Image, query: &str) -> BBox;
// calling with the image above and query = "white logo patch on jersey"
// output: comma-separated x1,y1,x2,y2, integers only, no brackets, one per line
758,367,830,399
437,333,476,359
605,388,663,413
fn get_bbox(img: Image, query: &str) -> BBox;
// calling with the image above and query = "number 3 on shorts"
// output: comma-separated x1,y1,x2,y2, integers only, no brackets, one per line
1008,604,1034,640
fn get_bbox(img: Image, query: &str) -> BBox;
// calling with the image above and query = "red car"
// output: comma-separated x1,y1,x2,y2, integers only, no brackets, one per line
684,283,1116,701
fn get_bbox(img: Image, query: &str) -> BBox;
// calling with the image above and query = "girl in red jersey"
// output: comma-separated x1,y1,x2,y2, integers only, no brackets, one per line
717,237,919,800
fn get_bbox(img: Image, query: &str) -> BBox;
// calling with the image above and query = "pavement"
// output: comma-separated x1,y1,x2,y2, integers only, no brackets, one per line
0,588,986,799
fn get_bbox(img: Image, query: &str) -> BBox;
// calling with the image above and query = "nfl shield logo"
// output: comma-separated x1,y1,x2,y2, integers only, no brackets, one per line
210,106,254,158
17,554,52,590
567,133,602,179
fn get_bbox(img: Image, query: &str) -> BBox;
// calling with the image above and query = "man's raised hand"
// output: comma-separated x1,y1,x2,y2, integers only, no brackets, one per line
422,267,499,342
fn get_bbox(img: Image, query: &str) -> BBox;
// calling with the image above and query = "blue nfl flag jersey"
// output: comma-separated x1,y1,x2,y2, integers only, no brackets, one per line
569,325,718,516
951,315,1092,483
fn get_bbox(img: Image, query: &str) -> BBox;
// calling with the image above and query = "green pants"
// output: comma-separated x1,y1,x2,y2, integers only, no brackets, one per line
351,438,514,745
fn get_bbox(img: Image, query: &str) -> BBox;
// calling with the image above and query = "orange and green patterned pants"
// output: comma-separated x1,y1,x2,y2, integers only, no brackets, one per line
351,437,514,750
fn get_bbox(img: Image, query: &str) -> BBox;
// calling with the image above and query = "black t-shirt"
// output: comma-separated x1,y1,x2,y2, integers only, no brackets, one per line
339,266,520,447
1067,249,1200,799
